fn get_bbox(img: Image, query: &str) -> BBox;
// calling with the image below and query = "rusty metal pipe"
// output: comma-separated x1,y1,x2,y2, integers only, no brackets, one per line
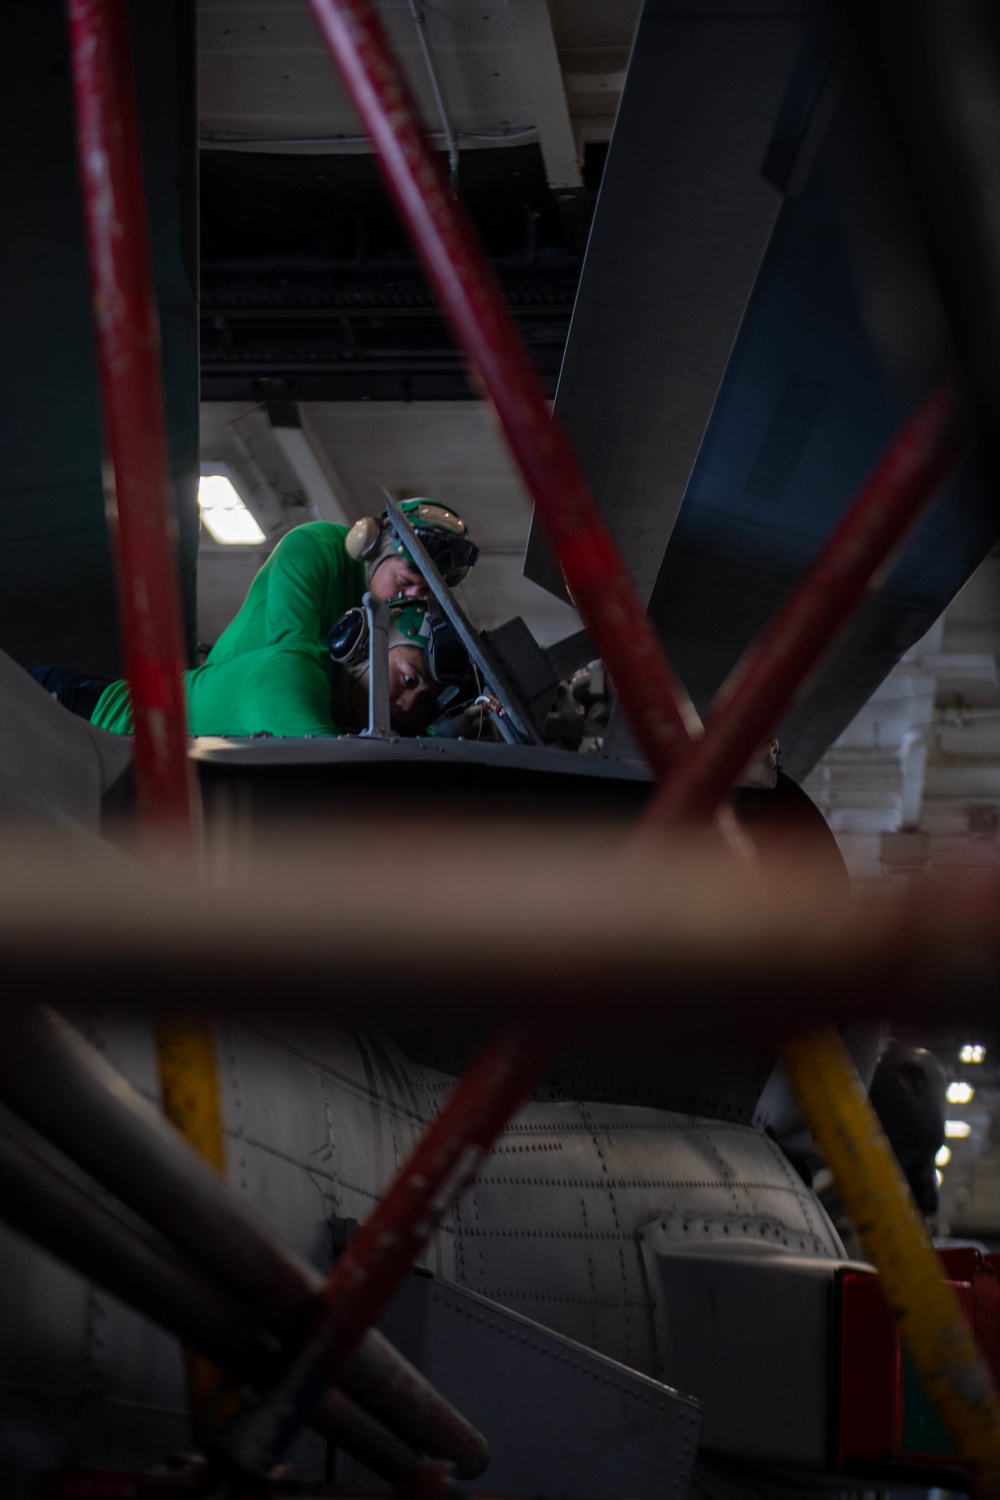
66,0,196,835
0,1120,423,1481
0,839,994,1028
0,1119,268,1372
0,1004,488,1477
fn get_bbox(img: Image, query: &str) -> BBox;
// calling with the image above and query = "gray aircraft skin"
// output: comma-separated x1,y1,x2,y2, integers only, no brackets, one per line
0,651,865,1499
0,1001,849,1494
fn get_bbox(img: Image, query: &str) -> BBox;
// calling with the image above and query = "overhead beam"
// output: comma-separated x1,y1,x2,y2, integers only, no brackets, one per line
508,0,582,193
267,402,352,526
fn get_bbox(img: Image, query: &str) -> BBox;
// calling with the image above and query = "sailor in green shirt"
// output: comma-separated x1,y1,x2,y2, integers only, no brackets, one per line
90,602,446,739
206,498,479,665
31,502,478,736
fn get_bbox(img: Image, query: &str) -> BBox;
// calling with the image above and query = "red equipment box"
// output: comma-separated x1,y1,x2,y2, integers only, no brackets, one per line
838,1249,1000,1473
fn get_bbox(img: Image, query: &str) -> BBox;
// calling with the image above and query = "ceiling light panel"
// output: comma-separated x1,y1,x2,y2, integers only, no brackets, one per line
198,473,266,545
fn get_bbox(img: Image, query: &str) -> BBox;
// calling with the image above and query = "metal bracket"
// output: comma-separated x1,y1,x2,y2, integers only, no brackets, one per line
359,591,392,739
381,490,540,747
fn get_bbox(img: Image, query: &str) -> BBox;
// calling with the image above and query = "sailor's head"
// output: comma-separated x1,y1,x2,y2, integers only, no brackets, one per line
345,498,479,600
328,598,465,733
366,643,437,730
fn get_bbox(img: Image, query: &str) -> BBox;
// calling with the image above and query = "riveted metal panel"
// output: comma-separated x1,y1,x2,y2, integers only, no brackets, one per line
0,1012,840,1481
374,1271,703,1500
640,1237,868,1467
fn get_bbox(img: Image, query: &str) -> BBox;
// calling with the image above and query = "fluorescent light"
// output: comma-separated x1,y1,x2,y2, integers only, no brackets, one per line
935,1145,952,1167
198,474,265,545
947,1081,975,1104
959,1044,986,1064
935,1169,943,1187
945,1120,972,1139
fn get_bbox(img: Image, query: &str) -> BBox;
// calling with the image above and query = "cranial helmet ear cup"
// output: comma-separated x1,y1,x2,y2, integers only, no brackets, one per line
346,516,382,561
328,607,368,665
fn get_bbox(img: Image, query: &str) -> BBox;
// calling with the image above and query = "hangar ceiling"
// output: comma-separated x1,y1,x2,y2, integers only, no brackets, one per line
198,0,639,153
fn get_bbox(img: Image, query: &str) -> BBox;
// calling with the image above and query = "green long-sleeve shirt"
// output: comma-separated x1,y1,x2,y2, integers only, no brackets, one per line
90,523,364,739
90,643,346,738
207,522,366,664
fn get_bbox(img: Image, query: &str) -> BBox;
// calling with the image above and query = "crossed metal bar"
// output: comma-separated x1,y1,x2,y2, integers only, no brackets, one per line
67,0,197,836
68,0,991,1487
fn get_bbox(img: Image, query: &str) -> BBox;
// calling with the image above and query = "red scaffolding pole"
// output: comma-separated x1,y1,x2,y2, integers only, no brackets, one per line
67,0,196,835
643,382,966,830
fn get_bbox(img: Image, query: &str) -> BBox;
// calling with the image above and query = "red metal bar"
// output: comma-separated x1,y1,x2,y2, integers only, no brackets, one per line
643,382,966,829
68,0,196,833
221,1021,557,1475
305,0,702,776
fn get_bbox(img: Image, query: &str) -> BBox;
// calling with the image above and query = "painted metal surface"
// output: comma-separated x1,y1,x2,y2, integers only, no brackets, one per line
219,1021,554,1474
0,1007,487,1480
0,1,198,677
360,593,392,738
0,1011,843,1483
560,11,1000,780
152,1013,232,1432
153,1017,228,1176
67,0,196,831
524,0,808,607
642,127,1000,779
645,382,965,827
373,1271,702,1499
0,1108,422,1482
642,1242,865,1465
844,0,1000,487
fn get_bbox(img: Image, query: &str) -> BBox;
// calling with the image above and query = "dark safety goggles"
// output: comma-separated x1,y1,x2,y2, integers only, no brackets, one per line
408,526,480,581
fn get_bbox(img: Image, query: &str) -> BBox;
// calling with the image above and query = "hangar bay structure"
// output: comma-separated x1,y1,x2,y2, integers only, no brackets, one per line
3,2,1000,1498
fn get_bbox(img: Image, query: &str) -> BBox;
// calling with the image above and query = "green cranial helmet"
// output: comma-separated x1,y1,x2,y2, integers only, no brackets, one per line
328,596,469,690
373,497,480,587
388,596,434,653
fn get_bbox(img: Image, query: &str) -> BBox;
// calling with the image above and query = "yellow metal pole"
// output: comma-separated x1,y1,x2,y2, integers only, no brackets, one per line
155,1014,227,1173
782,1025,1000,1500
154,1013,238,1435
